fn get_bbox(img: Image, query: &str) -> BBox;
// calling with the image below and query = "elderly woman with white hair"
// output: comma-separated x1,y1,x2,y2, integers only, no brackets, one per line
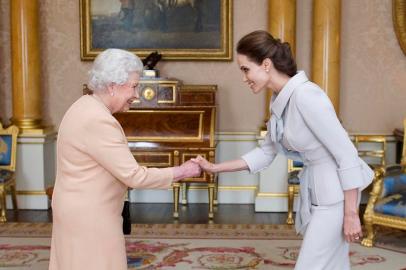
49,49,201,270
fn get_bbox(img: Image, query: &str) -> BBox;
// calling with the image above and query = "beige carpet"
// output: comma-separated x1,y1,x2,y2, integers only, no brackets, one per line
0,223,405,269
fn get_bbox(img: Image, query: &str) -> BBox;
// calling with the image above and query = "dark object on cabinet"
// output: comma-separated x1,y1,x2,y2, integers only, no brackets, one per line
142,51,162,70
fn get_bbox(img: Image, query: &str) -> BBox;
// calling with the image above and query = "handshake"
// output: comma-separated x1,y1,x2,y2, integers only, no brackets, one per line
172,155,215,182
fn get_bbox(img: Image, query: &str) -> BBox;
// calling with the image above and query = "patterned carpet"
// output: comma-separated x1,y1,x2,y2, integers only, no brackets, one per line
0,223,405,269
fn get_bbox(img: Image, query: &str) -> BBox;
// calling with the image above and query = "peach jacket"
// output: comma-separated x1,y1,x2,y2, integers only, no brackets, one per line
49,95,173,270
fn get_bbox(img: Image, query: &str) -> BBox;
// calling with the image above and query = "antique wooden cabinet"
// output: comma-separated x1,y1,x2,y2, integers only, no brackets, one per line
114,79,217,219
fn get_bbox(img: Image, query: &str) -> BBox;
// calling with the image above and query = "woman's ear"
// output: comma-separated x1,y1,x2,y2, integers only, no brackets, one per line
106,83,116,96
262,58,273,72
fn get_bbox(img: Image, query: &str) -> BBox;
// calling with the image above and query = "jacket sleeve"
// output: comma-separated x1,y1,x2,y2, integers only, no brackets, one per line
295,85,367,190
241,125,277,174
84,117,173,189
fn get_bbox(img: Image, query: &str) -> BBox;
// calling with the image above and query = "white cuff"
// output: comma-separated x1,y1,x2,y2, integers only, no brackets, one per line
241,147,274,174
337,164,365,190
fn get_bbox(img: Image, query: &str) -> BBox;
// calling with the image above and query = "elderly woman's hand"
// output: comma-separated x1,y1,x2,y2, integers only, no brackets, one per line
191,155,216,173
172,160,202,182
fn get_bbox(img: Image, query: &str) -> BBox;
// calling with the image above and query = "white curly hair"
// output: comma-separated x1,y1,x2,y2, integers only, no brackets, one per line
88,49,143,93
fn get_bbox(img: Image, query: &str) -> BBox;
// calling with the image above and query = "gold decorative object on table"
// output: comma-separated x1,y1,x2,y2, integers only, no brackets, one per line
142,87,156,101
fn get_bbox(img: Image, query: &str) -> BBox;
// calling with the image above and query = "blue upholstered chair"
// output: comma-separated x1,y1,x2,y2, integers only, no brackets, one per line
0,123,19,222
286,159,303,225
361,119,406,247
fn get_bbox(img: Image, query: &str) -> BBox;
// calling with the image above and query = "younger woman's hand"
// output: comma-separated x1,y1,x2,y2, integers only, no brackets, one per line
343,212,363,242
191,155,216,173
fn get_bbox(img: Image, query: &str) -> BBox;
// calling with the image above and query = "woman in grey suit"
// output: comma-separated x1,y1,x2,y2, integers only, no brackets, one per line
192,31,373,270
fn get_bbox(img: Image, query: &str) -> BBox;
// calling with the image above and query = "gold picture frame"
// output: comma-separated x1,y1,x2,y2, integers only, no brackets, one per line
0,123,19,172
393,0,406,55
80,0,232,61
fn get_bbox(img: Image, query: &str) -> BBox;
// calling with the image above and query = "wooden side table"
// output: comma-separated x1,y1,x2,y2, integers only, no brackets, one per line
114,79,218,219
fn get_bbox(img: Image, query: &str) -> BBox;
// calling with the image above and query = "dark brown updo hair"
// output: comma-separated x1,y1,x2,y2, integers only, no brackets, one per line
237,30,297,77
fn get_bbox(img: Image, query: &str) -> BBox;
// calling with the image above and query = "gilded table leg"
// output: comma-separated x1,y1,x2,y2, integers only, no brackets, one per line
0,187,7,222
213,175,218,206
181,182,188,205
286,185,294,225
208,183,215,219
208,151,218,206
173,183,180,218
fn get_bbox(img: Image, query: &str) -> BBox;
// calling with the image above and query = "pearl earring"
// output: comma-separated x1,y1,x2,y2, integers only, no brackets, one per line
110,92,115,96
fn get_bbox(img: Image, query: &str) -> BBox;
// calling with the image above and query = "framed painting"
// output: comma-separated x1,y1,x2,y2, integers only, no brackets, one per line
80,0,232,61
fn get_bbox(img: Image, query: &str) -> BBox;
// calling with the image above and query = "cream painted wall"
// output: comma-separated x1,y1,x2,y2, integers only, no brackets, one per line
340,0,406,133
0,0,405,133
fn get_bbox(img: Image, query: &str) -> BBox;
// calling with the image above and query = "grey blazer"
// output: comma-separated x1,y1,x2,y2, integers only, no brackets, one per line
242,71,373,233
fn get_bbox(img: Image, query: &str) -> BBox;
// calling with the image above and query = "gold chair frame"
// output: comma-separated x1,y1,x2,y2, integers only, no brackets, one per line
361,119,406,247
286,159,301,225
0,123,19,222
354,135,387,168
